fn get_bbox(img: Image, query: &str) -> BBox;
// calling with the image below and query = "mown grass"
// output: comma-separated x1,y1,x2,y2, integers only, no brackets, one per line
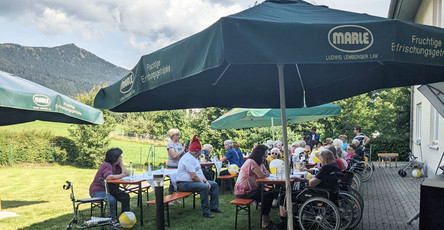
0,121,72,137
0,166,277,230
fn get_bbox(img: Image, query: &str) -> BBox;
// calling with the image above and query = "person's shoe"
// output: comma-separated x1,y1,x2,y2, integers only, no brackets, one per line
210,209,224,213
203,213,214,218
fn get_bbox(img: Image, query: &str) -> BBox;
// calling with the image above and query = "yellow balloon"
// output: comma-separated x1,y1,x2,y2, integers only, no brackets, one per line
313,157,321,163
306,172,311,179
270,167,277,175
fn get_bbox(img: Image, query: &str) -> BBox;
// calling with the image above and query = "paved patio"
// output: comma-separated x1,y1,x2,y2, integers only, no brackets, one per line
355,162,422,230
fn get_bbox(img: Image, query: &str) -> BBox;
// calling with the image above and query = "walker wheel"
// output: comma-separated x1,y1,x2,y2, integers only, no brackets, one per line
399,170,407,177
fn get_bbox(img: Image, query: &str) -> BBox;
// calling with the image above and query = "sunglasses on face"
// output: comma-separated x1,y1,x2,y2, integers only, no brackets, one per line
271,152,278,155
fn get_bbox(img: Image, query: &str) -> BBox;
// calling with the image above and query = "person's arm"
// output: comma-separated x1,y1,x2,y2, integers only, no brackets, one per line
308,178,321,187
105,162,129,180
219,156,228,163
252,166,266,178
363,136,370,146
189,172,211,189
169,146,185,159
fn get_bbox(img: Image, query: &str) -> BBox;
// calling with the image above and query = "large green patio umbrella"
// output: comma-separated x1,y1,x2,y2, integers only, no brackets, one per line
94,0,444,227
211,103,341,129
0,70,104,125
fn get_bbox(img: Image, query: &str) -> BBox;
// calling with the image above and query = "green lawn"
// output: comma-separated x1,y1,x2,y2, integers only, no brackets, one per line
0,121,72,137
0,166,276,229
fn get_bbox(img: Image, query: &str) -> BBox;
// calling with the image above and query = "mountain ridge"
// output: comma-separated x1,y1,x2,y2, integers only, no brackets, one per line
0,43,129,96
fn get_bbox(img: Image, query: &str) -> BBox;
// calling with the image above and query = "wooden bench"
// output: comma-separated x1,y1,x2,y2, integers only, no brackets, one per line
230,198,254,230
125,183,151,206
378,153,399,168
146,192,195,227
219,174,237,194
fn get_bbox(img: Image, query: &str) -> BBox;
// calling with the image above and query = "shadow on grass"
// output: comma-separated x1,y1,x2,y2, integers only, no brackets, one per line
2,200,48,209
16,192,271,230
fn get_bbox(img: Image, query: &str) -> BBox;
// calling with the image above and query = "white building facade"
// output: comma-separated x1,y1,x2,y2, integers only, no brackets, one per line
390,0,444,176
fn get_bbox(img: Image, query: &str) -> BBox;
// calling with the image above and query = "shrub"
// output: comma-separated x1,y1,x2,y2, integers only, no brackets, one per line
0,130,66,165
368,137,410,161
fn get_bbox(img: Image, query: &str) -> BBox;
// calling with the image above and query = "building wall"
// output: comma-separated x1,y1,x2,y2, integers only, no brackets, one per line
412,0,444,177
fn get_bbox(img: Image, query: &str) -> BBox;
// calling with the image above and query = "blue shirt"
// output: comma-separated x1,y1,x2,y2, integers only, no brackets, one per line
225,147,243,167
235,149,245,166
342,142,348,151
201,150,211,161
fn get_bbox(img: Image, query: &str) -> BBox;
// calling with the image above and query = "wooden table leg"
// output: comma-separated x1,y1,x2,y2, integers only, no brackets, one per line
378,157,381,168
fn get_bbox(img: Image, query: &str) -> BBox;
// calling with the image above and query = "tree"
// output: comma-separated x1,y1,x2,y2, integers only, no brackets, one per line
69,86,116,167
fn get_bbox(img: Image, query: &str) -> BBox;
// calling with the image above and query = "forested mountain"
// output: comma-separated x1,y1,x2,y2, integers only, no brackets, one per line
0,43,129,96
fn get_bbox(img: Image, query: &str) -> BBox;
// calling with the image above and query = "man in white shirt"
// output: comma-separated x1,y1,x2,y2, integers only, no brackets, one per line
176,135,222,218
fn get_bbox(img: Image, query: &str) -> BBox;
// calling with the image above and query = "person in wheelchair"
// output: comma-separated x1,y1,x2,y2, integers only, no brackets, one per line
89,148,130,219
278,149,340,228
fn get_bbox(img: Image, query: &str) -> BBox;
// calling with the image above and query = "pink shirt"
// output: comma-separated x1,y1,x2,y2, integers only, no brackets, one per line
234,159,267,196
346,153,356,164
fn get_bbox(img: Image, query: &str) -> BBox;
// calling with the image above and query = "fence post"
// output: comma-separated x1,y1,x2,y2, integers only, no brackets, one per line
140,147,142,167
51,142,55,162
9,141,12,167
152,144,155,165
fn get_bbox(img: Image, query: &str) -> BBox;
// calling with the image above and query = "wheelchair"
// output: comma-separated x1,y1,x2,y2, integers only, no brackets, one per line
64,178,118,229
282,170,363,230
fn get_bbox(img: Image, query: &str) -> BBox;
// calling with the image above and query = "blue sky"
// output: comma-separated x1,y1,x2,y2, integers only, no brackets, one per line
0,0,391,69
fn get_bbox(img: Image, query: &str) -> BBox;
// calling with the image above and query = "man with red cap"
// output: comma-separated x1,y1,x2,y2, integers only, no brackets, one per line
176,135,222,218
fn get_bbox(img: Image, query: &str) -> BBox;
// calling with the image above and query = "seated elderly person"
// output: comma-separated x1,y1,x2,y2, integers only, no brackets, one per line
176,135,222,218
279,150,340,227
219,139,244,176
89,148,130,219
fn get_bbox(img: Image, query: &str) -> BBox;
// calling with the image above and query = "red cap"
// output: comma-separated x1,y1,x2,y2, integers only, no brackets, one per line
188,135,201,152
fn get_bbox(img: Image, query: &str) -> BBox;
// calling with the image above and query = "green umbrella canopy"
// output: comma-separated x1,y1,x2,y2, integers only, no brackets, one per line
211,103,341,129
0,70,104,125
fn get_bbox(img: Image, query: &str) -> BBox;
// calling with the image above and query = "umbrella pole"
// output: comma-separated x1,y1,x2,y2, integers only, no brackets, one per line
277,64,293,229
271,117,275,141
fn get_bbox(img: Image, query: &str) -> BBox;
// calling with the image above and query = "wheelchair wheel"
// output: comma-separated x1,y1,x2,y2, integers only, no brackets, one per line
339,191,363,229
298,197,340,230
338,195,353,230
347,187,364,209
351,175,361,191
358,162,373,182
398,169,407,177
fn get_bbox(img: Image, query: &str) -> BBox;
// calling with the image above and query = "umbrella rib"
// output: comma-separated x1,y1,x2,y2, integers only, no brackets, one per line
212,63,231,86
295,64,307,107
428,85,444,105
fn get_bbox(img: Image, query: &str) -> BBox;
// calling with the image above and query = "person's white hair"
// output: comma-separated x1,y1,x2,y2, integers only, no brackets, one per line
266,140,273,146
203,144,213,151
271,147,280,153
292,142,298,147
263,143,271,148
224,139,233,147
274,140,282,146
332,139,343,149
352,139,360,145
167,128,180,138
298,140,306,147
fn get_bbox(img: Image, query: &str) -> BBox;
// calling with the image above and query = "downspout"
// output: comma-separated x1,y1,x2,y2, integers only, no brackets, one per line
410,86,414,152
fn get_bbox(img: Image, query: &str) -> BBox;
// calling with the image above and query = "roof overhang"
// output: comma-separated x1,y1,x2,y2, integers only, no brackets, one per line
388,0,422,21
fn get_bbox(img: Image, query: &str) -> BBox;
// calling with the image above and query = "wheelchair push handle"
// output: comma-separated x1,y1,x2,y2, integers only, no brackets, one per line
63,181,72,190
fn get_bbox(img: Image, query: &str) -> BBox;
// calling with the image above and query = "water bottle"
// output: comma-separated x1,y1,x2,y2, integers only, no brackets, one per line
129,162,133,178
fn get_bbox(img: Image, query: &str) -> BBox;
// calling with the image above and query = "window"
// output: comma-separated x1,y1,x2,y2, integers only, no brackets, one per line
416,103,422,143
433,108,439,143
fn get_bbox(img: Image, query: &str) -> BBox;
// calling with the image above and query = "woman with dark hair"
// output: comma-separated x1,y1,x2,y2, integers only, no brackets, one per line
234,145,276,229
89,148,130,219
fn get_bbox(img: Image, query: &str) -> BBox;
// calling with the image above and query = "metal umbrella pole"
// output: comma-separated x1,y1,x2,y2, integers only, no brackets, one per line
277,64,293,229
153,174,165,230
